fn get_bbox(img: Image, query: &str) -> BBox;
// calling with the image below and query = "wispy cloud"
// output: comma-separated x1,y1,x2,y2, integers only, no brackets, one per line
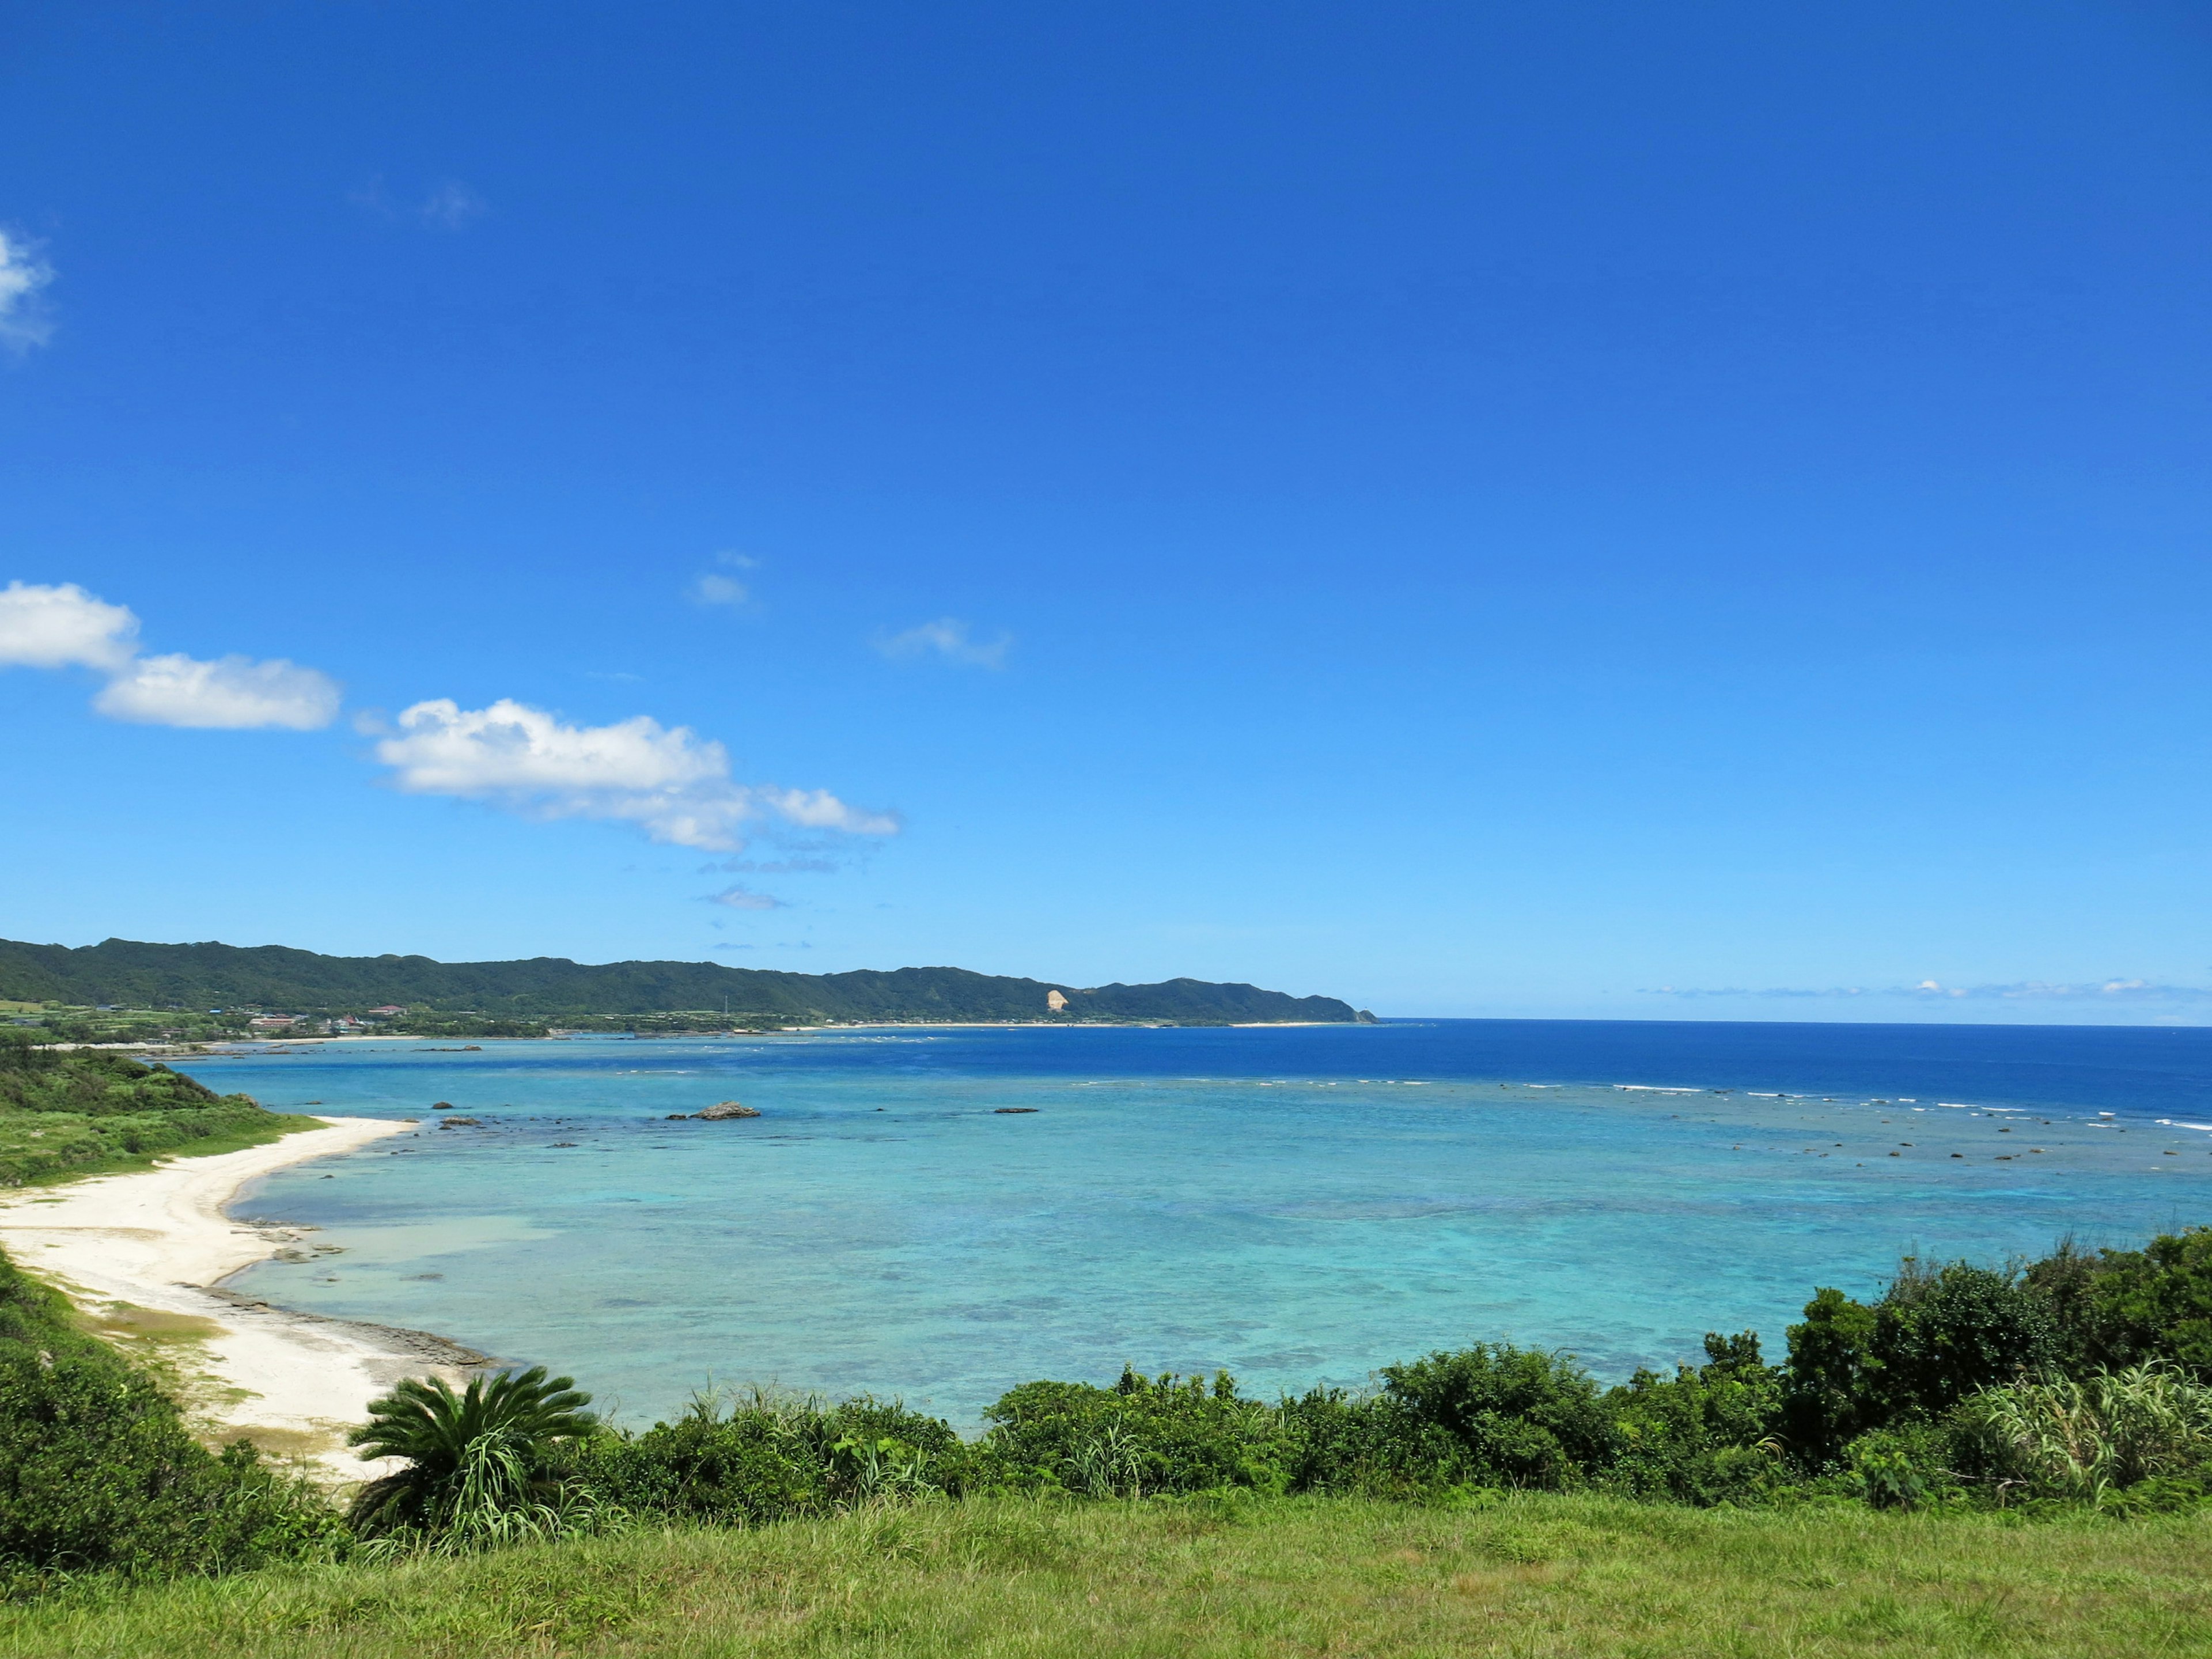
419,181,487,229
372,697,899,851
702,856,841,876
702,884,786,911
876,617,1010,669
691,573,748,606
0,581,339,729
351,176,489,230
0,231,54,352
1643,978,2212,1004
688,552,757,609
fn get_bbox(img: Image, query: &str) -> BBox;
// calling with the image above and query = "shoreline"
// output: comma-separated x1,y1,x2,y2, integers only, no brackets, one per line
0,1116,488,1480
78,1018,1364,1056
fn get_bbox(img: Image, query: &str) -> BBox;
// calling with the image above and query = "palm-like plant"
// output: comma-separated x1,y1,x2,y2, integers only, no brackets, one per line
347,1366,596,1544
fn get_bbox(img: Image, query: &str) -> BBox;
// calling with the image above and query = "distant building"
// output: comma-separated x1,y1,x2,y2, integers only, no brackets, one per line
1046,990,1069,1012
247,1016,297,1032
366,1006,406,1018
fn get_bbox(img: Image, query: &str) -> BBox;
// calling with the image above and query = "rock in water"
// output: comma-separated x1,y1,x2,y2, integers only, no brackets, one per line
693,1101,761,1120
431,1101,454,1110
438,1116,481,1128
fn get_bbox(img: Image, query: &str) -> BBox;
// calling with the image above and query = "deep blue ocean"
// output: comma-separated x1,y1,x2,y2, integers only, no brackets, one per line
177,1018,2212,1427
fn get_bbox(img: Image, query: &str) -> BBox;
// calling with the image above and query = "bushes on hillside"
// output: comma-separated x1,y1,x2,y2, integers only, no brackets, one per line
10,1215,2212,1597
0,1253,340,1587
2031,1230,2212,1380
1780,1260,2058,1465
575,1390,963,1521
0,1037,289,1186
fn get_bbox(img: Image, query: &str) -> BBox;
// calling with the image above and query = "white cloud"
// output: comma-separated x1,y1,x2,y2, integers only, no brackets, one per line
690,552,760,608
1,579,340,730
703,884,786,911
876,617,1011,669
1646,977,2212,1003
0,581,138,671
93,652,341,729
691,573,749,607
420,181,487,229
0,231,54,351
760,786,899,834
374,697,898,851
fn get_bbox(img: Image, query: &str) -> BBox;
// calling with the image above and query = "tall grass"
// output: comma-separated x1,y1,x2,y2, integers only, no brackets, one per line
1961,1363,2212,1502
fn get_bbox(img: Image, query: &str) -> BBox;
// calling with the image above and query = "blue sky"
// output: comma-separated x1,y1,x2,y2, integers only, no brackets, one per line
2,1,2208,1021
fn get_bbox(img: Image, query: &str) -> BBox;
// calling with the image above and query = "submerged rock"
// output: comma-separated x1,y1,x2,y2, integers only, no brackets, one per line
438,1116,482,1128
692,1101,761,1120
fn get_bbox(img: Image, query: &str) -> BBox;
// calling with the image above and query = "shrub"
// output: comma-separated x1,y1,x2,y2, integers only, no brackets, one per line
1370,1343,1618,1491
974,1369,1301,1497
2033,1229,2212,1380
1607,1332,1786,1504
1783,1260,2057,1467
1876,1259,2056,1414
578,1389,962,1524
1956,1363,2212,1503
1841,1420,1962,1510
0,1251,339,1584
347,1367,599,1551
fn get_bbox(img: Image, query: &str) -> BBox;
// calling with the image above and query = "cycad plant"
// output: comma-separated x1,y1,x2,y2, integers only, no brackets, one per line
347,1366,597,1550
1961,1363,2212,1502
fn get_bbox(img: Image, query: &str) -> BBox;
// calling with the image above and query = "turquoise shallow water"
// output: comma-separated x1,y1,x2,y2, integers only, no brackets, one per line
183,1021,2212,1426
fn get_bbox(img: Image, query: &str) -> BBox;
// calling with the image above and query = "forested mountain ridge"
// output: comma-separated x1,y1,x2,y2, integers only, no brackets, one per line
0,938,1366,1026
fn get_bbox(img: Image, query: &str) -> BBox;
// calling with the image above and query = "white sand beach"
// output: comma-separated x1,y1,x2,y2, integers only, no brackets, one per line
0,1118,486,1481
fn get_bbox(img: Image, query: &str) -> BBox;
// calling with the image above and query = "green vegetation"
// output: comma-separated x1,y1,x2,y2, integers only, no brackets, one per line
2,1223,2212,1651
0,1248,339,1594
2,1494,2205,1658
0,937,1365,1029
349,1369,599,1552
0,1036,310,1186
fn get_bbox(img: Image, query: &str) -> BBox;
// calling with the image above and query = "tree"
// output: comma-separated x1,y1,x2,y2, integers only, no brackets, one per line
347,1366,595,1546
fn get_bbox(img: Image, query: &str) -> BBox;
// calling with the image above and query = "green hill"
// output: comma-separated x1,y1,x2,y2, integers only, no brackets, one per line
0,1037,306,1183
0,938,1365,1028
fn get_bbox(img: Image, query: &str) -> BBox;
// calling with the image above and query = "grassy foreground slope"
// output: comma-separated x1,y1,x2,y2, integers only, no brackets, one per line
0,937,1363,1027
5,1495,2207,1658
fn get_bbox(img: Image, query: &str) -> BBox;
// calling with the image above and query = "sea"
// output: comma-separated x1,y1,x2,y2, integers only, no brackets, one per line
173,1019,2212,1429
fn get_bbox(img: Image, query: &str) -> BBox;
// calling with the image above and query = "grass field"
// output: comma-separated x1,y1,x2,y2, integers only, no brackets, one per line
3,1493,2206,1658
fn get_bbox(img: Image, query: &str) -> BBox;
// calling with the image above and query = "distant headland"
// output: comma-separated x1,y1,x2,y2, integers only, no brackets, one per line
0,936,1373,1041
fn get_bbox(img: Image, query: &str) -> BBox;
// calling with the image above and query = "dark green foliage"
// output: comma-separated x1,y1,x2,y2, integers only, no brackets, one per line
0,1041,224,1116
974,1369,1304,1497
2031,1228,2212,1380
1370,1343,1618,1491
0,1249,339,1584
1780,1287,1883,1465
1605,1332,1786,1504
1876,1259,2057,1415
577,1392,963,1522
347,1368,597,1539
1782,1261,2056,1467
0,937,1357,1025
0,1040,292,1187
